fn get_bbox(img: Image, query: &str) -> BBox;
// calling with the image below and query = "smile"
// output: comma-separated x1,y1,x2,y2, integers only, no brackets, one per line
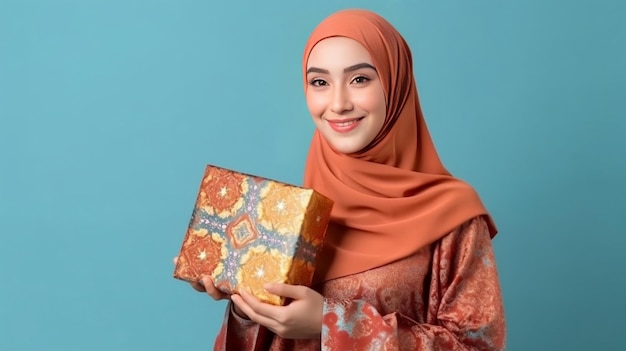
326,117,364,133
335,120,359,127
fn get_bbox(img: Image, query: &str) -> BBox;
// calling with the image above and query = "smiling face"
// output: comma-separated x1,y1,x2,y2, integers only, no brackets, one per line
305,37,387,155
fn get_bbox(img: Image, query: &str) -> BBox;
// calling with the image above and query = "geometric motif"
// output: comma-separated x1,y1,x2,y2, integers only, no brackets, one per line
226,214,259,249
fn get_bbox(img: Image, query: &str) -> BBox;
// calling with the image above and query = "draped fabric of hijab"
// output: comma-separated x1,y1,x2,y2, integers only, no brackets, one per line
302,9,497,282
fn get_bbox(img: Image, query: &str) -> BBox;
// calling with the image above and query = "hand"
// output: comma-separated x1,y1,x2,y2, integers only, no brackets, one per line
172,256,249,318
231,283,323,339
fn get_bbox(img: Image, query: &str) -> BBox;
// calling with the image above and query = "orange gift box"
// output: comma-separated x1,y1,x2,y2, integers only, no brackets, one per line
173,164,333,305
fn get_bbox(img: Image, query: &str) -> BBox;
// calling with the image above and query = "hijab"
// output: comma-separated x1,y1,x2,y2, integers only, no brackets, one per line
302,9,497,282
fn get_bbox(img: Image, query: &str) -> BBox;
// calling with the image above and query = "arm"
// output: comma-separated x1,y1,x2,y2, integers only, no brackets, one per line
321,216,506,351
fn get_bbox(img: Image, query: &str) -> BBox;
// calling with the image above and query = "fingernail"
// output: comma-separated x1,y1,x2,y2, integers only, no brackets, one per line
263,283,273,291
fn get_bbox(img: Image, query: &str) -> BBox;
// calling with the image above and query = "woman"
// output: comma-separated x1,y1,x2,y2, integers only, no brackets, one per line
191,9,506,350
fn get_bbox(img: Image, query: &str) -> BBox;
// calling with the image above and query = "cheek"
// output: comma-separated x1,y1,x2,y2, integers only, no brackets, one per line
306,92,326,118
356,88,386,120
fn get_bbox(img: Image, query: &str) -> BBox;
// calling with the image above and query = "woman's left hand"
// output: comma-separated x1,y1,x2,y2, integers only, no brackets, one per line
231,283,323,340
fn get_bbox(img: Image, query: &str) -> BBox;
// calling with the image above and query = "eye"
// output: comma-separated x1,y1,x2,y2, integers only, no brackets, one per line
309,78,328,87
352,76,370,84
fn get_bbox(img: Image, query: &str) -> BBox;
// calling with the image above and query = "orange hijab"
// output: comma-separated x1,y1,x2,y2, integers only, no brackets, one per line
302,9,497,282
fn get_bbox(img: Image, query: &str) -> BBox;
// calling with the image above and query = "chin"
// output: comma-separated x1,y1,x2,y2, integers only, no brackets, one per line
319,130,369,155
328,142,364,155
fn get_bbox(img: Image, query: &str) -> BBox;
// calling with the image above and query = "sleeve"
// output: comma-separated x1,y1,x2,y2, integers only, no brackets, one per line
212,302,271,351
320,216,506,351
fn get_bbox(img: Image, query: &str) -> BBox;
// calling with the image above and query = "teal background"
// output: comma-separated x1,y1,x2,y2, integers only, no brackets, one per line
1,0,624,350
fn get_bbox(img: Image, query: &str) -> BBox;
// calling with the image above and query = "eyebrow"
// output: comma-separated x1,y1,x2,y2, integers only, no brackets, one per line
306,62,377,74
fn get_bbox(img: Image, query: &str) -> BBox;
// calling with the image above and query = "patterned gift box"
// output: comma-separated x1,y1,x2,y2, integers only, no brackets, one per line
173,164,334,305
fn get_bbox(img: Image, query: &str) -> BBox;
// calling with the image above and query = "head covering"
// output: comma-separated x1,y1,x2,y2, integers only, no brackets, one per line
302,9,497,282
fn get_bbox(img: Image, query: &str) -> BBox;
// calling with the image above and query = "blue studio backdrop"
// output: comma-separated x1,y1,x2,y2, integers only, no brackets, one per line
1,1,624,350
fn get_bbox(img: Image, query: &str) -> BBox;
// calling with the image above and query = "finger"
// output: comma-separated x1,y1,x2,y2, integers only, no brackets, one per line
230,298,250,319
201,276,229,300
264,283,307,300
200,276,212,288
189,280,206,292
238,289,283,321
172,256,178,265
232,293,278,328
231,294,253,317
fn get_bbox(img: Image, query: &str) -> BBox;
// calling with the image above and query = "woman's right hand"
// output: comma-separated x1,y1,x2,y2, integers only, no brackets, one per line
173,256,228,300
192,275,230,300
173,256,249,319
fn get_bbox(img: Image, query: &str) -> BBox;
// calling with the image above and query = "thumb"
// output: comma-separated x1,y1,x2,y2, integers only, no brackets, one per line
264,283,307,299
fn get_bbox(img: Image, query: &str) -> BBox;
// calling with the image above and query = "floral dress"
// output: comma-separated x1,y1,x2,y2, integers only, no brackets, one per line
213,216,506,351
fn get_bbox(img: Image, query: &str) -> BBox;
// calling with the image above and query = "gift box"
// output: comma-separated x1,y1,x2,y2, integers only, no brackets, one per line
173,164,333,305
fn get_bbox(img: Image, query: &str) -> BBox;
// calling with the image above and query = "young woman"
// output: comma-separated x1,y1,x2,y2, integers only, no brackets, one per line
189,9,506,350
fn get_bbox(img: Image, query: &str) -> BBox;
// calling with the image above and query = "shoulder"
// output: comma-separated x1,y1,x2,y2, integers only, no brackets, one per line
452,215,491,238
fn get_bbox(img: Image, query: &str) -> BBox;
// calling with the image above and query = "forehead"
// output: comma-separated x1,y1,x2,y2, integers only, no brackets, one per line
306,37,373,69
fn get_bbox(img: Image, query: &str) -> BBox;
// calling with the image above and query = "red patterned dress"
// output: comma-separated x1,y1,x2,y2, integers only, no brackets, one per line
213,216,506,350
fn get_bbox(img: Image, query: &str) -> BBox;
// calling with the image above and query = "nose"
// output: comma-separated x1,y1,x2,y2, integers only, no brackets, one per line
330,85,353,113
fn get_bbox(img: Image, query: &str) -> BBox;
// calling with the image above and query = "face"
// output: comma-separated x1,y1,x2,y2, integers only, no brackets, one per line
305,37,387,154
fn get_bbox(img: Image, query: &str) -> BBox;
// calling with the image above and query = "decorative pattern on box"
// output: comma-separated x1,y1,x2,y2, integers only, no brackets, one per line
173,164,333,305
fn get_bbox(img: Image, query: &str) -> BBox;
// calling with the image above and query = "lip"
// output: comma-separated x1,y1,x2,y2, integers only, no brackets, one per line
325,117,364,133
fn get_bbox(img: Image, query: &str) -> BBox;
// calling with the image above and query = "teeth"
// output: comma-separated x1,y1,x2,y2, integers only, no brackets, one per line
334,120,358,127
